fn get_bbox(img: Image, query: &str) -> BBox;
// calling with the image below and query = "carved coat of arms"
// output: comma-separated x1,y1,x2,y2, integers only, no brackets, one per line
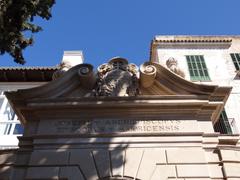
93,57,139,96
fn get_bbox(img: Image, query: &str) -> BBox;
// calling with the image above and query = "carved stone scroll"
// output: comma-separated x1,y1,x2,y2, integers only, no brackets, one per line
140,63,157,88
78,64,96,89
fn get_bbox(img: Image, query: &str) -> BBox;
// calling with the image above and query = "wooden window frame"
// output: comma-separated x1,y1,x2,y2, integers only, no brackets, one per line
230,53,240,71
186,55,210,81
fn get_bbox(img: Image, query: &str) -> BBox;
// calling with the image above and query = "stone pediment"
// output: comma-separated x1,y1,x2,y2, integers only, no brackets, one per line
5,57,230,98
5,57,231,125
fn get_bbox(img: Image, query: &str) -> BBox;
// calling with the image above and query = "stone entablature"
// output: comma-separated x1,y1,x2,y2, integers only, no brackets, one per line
1,57,240,180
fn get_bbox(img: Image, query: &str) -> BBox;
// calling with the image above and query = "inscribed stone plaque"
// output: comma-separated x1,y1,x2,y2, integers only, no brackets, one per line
37,119,200,135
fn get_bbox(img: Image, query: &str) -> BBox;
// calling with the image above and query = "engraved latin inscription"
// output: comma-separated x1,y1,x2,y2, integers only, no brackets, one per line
54,119,182,134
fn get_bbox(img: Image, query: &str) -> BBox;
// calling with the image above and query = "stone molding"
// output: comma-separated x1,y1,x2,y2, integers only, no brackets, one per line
153,35,232,49
1,134,239,179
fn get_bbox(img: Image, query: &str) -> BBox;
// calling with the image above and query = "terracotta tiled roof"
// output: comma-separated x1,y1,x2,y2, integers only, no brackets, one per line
154,36,233,43
0,66,58,70
0,66,58,82
155,39,232,43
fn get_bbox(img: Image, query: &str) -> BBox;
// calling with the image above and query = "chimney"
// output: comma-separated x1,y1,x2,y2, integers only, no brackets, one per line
52,51,84,80
61,51,84,67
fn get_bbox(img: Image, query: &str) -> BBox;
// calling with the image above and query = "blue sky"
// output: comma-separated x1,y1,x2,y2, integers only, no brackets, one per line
1,0,240,67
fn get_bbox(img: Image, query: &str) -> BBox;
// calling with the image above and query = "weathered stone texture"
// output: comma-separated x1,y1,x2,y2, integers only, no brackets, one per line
166,148,206,163
70,149,98,180
223,163,240,177
29,150,69,165
0,152,16,165
220,149,240,162
150,165,176,180
176,164,210,178
59,166,85,180
124,149,143,178
110,149,125,177
26,167,59,179
0,166,13,180
92,149,111,178
136,149,166,179
204,149,220,163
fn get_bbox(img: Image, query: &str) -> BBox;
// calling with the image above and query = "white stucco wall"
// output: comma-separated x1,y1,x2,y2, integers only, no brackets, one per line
155,37,240,133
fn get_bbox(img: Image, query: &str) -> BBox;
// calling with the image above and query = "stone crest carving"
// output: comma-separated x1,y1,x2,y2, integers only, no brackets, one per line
93,57,139,96
51,56,189,97
166,57,185,78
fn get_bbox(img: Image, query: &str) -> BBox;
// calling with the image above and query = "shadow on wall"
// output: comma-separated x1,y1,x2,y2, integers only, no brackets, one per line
0,111,175,180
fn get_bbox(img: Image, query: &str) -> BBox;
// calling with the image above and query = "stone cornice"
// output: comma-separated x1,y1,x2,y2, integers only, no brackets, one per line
150,35,234,63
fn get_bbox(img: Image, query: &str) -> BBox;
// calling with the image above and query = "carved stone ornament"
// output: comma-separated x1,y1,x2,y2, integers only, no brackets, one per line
93,57,139,97
166,57,185,78
78,64,96,90
140,63,157,88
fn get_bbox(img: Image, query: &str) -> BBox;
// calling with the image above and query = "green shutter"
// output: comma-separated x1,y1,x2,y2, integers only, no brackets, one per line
186,55,210,81
214,110,232,134
230,53,240,70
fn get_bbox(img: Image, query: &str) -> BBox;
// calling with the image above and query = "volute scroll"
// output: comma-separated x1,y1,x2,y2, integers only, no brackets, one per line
140,62,157,88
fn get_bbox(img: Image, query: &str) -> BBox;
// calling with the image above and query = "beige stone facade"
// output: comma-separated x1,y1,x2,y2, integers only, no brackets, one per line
0,56,240,179
151,36,240,134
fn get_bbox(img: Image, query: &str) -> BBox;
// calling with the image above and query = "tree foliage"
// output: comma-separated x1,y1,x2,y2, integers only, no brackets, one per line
0,0,55,64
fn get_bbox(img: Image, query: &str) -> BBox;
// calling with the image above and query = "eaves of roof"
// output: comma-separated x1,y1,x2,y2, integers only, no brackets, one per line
154,39,232,43
0,66,58,70
0,66,58,82
153,35,234,43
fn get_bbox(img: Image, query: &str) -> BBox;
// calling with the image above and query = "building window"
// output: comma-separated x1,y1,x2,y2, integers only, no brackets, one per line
186,55,210,81
230,53,240,71
13,124,24,135
214,110,232,134
0,122,23,135
0,98,23,136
